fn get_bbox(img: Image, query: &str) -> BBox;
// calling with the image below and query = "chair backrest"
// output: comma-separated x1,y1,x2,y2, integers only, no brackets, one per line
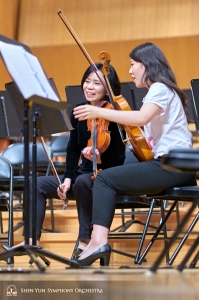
1,142,53,164
191,79,199,132
65,83,136,117
128,82,147,111
29,142,53,164
50,133,70,157
0,155,13,211
0,155,13,179
65,85,84,118
1,143,24,165
182,89,196,124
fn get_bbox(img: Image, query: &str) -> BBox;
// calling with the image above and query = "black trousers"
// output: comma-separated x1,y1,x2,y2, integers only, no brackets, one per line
23,172,94,240
92,158,196,229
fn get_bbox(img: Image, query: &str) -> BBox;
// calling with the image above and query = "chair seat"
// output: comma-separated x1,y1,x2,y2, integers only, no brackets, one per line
147,186,199,201
0,176,26,188
116,195,161,209
161,148,199,173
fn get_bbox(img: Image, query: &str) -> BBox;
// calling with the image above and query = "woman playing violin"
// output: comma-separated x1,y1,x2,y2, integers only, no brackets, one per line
72,42,196,267
2,63,125,255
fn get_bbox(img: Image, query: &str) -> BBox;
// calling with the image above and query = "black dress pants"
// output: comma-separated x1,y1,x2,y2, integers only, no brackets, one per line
23,172,94,240
92,158,196,229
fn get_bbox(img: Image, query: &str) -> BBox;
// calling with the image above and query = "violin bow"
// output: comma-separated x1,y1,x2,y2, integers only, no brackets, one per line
40,136,68,210
57,9,107,89
58,9,105,179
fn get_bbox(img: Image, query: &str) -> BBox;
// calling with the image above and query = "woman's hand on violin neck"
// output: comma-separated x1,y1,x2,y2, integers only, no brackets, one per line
57,178,71,201
82,147,102,164
73,105,101,120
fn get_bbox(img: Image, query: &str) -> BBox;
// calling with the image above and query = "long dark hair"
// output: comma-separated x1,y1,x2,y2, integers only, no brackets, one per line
129,43,189,120
81,62,121,101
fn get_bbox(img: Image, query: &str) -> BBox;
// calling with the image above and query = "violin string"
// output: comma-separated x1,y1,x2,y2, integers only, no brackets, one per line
97,52,125,139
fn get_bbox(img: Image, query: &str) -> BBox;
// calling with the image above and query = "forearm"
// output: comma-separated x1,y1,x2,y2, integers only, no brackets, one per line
73,102,161,126
98,108,145,126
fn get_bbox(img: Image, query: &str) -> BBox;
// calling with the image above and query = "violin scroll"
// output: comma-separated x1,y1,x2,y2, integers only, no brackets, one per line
99,51,111,77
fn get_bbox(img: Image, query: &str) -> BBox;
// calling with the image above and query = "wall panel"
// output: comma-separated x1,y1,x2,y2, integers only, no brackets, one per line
30,35,199,101
0,0,19,39
0,0,198,103
18,0,199,47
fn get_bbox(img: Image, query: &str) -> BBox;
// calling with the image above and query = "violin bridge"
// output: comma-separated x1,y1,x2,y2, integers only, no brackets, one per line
91,119,97,126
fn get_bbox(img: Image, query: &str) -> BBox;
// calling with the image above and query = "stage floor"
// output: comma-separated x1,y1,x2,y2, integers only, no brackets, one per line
0,260,198,300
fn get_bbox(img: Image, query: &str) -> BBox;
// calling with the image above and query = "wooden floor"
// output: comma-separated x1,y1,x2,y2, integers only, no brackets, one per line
0,259,198,300
0,198,199,300
0,198,199,299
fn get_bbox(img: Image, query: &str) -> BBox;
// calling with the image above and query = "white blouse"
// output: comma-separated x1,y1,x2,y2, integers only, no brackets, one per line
143,82,192,159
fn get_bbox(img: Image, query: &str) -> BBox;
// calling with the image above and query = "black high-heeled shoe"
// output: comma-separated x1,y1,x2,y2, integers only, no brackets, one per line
73,243,111,267
73,248,83,258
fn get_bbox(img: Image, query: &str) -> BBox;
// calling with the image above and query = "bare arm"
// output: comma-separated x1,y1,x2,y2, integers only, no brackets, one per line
73,103,161,126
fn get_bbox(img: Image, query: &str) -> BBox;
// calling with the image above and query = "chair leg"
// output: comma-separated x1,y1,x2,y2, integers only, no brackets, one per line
49,198,55,232
175,202,181,227
168,212,199,265
160,201,170,264
111,200,157,263
7,191,14,264
42,198,59,233
177,237,199,271
134,199,156,263
137,200,178,265
0,212,3,233
111,209,159,233
189,250,199,268
149,199,199,273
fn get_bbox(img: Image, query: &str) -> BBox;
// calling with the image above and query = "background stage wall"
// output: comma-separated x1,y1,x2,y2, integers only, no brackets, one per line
0,0,199,101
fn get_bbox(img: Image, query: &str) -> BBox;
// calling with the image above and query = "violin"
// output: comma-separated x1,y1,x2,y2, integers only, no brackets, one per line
87,101,113,178
57,10,114,177
87,101,113,153
99,51,154,162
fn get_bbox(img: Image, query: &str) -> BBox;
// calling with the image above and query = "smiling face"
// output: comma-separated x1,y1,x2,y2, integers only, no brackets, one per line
129,59,146,88
83,71,107,105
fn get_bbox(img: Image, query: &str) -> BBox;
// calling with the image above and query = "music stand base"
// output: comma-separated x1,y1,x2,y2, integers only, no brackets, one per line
0,245,80,271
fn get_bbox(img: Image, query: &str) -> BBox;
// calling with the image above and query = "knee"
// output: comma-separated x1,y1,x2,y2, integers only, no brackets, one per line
74,176,86,195
94,171,108,186
36,177,49,198
37,177,45,190
74,175,93,197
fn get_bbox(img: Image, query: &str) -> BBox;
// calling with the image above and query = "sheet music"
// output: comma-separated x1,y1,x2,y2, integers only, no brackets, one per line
0,41,60,102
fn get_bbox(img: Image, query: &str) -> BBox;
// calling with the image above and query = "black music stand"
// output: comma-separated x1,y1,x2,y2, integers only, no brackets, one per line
0,38,79,271
5,80,72,245
0,94,9,137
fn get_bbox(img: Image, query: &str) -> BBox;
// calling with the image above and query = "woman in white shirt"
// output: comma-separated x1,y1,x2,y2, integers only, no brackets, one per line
72,42,196,267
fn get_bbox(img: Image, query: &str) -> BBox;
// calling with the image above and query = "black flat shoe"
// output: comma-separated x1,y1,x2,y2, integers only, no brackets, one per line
73,247,83,258
2,244,25,256
2,245,12,251
73,243,111,267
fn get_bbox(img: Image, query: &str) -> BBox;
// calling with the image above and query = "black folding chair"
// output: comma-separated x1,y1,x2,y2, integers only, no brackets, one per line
137,148,199,272
1,142,53,232
0,156,14,264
